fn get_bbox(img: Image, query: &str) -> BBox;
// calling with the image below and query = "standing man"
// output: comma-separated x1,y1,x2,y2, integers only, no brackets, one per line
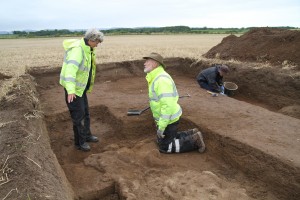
59,28,104,151
143,52,205,153
196,64,229,93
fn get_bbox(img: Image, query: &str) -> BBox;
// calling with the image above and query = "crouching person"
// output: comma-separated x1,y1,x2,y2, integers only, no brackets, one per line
196,64,229,93
143,53,205,153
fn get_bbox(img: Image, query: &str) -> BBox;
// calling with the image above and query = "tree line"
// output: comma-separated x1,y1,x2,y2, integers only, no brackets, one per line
9,26,299,38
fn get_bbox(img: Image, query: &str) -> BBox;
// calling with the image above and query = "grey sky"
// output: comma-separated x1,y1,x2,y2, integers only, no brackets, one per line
1,0,299,31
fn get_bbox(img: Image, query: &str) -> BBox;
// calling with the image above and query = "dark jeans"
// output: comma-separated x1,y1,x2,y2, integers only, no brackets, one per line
157,120,197,153
197,80,219,93
64,89,91,146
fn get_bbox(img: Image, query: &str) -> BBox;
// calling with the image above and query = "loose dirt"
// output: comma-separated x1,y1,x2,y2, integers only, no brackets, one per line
1,28,300,200
204,27,300,69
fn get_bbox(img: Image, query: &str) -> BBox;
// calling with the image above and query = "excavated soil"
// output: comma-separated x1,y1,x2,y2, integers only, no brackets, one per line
1,28,300,200
204,28,300,69
1,57,299,200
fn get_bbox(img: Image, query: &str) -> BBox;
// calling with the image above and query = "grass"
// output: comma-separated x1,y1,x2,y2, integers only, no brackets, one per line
0,78,17,101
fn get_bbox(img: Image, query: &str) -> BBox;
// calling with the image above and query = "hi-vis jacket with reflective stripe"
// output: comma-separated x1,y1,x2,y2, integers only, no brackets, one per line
59,38,96,97
146,66,182,131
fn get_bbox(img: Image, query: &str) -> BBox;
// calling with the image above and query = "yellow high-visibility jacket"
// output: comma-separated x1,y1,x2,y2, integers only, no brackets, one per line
59,38,96,97
146,66,182,131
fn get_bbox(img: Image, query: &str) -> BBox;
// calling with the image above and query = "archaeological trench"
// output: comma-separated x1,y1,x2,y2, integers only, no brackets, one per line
0,57,300,200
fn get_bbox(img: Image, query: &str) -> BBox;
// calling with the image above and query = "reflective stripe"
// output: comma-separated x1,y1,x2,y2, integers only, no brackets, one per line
76,82,87,88
64,48,72,56
175,139,180,153
167,142,172,153
60,75,75,83
160,107,182,120
64,46,89,72
66,59,80,66
60,75,87,88
150,74,178,101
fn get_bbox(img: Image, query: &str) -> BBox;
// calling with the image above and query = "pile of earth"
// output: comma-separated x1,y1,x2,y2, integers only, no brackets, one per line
203,27,300,68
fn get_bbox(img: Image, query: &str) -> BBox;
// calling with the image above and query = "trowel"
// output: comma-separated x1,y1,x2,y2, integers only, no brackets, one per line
127,106,150,116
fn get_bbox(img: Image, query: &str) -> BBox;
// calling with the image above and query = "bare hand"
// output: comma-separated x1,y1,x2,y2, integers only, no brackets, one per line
67,94,76,103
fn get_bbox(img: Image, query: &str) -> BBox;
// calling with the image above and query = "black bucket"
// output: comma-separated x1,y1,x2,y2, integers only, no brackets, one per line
224,82,238,96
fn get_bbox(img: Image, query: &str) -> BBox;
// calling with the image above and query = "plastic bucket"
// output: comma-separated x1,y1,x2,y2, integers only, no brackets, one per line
224,82,238,96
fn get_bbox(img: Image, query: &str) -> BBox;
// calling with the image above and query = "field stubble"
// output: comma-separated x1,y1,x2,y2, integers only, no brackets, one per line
0,34,229,76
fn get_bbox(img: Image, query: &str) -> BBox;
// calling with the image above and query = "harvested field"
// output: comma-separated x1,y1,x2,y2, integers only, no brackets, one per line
0,34,227,77
0,30,300,199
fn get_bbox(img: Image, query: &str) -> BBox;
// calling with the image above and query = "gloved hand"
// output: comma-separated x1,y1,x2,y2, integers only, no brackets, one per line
157,129,165,138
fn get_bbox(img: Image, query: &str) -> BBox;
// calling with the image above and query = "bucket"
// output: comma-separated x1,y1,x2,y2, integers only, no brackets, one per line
223,82,238,96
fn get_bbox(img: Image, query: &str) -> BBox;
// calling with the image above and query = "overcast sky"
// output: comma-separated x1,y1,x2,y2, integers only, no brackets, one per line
1,0,299,31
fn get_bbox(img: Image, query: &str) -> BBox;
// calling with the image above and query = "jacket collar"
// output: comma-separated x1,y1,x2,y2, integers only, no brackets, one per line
80,38,92,53
146,66,164,83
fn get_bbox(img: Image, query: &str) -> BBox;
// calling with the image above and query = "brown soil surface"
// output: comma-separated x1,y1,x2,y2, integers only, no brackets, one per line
1,28,300,200
204,28,300,69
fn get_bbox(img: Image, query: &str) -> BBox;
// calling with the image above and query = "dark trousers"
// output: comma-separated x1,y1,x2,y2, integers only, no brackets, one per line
197,80,218,93
157,120,196,153
64,89,91,146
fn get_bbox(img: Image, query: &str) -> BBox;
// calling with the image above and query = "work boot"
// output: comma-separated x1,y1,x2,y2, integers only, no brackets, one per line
177,128,199,139
192,131,206,153
78,142,91,152
188,128,199,135
86,135,99,143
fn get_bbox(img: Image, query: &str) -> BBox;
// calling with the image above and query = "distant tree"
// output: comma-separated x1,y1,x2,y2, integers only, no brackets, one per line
9,26,296,38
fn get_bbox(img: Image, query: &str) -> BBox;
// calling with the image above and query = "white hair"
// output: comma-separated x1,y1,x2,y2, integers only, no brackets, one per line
84,28,104,42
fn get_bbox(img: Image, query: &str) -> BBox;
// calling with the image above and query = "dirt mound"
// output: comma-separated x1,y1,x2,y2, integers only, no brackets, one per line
203,28,300,68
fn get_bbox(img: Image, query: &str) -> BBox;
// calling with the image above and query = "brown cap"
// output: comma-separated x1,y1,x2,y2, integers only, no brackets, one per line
218,64,229,73
143,52,165,68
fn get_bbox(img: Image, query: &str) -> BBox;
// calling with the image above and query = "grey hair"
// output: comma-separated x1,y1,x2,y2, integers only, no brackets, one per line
84,28,104,42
